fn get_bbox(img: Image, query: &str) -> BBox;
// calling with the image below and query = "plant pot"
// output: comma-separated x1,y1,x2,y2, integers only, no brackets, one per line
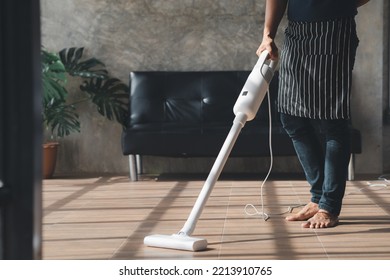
42,142,59,179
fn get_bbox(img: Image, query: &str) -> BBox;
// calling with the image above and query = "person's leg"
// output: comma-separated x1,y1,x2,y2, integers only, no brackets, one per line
302,119,350,228
280,113,324,221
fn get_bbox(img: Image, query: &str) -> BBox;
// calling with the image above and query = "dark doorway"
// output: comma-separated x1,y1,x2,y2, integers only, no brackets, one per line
0,0,42,259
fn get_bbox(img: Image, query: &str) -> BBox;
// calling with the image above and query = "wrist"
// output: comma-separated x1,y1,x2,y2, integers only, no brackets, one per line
263,34,275,43
263,28,276,40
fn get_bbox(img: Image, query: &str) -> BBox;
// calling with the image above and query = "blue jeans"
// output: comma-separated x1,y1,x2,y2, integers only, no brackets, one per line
280,113,351,216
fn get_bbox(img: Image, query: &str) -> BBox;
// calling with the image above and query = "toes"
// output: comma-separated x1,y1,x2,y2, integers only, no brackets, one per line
301,212,339,229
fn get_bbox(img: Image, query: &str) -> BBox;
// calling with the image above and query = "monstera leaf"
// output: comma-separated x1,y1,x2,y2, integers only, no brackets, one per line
41,49,67,103
59,47,108,79
43,98,80,138
80,77,129,126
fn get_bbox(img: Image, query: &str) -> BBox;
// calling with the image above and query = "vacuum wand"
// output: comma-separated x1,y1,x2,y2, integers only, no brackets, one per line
144,51,277,251
177,112,248,236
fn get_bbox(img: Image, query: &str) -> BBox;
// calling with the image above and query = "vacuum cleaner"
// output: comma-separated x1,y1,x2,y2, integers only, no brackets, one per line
144,50,278,251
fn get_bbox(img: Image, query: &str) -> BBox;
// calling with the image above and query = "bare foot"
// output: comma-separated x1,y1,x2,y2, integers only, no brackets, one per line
302,210,339,228
285,202,319,221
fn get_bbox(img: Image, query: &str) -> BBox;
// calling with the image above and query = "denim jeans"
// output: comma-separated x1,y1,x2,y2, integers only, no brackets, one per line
280,113,351,216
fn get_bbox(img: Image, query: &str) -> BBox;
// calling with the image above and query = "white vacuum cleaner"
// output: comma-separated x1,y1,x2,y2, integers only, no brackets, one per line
144,51,278,251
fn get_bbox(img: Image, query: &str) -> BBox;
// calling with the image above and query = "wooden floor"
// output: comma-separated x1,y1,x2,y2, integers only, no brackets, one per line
42,174,390,260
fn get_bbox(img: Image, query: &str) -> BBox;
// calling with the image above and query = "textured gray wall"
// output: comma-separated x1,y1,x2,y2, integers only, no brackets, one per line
41,0,389,176
352,1,389,175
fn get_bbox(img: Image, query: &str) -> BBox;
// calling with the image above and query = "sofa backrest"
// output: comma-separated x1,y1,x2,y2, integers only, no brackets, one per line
128,71,280,127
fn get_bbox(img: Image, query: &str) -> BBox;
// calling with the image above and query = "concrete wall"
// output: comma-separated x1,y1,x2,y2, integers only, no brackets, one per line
352,0,389,175
41,0,389,177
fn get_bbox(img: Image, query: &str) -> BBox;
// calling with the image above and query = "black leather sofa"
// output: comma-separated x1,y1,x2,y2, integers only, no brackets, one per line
121,71,361,181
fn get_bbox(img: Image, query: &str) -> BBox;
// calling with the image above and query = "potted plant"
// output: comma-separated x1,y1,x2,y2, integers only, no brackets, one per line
41,47,128,178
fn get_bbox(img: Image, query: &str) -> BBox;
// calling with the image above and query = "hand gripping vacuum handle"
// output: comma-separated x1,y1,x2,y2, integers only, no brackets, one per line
233,50,278,122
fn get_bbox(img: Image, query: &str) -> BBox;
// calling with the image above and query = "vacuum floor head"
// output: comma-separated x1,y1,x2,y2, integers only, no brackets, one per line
144,234,208,252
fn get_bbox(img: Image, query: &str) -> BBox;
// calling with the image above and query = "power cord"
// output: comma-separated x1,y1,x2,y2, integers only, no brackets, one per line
345,174,390,196
243,90,304,221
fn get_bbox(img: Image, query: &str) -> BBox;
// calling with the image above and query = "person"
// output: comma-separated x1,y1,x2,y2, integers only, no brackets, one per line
256,0,370,228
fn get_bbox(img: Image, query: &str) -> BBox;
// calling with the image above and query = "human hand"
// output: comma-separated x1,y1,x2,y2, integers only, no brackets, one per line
256,36,278,60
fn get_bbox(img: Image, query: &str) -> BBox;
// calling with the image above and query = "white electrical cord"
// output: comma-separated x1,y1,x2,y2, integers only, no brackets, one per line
346,175,390,196
244,90,274,221
244,89,305,221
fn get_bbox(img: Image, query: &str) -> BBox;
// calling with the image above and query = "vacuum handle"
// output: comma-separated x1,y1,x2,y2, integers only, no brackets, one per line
233,50,278,121
259,50,278,83
259,50,278,73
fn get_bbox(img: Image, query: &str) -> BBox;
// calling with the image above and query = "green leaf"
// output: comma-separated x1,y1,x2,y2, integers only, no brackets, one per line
43,98,80,138
59,47,108,79
41,49,68,103
80,78,129,126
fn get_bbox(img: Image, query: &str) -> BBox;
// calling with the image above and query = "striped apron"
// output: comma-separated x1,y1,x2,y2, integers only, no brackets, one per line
277,17,359,120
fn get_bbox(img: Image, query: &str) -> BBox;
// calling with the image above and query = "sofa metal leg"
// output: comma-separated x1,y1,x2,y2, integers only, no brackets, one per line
129,155,138,181
348,154,355,181
136,154,143,175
